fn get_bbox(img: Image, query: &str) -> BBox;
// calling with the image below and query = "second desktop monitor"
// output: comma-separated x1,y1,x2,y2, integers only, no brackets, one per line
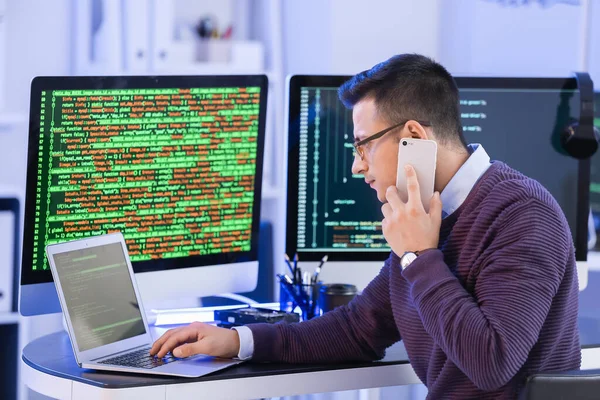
286,75,586,262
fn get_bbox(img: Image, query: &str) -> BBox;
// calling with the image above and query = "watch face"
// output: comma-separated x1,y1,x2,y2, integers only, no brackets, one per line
401,252,418,269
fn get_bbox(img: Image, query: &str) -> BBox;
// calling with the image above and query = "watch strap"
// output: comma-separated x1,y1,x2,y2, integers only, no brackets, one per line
414,248,435,256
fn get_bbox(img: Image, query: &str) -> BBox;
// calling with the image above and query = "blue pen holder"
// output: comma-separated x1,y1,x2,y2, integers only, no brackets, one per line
279,280,322,321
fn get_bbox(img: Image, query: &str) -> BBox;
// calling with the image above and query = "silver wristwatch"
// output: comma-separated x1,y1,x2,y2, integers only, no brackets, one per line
400,249,433,270
400,252,418,270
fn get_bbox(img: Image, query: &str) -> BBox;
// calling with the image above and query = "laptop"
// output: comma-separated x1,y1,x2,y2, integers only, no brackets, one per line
45,232,243,377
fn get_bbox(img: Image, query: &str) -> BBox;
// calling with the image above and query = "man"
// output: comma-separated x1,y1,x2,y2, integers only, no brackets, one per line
151,54,580,399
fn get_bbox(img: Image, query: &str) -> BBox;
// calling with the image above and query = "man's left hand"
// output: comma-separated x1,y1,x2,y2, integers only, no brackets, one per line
382,164,443,257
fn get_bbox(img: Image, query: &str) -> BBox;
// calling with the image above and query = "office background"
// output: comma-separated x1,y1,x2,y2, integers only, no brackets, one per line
2,0,600,399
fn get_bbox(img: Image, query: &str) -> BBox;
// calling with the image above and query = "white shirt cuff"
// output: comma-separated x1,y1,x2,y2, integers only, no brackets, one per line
231,326,254,360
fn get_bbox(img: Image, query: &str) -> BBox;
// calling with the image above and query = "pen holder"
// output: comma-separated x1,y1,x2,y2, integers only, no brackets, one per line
279,280,322,321
195,39,232,62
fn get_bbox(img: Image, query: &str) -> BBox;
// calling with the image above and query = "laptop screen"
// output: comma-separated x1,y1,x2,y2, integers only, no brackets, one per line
51,242,146,352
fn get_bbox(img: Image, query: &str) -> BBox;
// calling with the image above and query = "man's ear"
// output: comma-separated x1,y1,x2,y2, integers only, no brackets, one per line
404,120,430,140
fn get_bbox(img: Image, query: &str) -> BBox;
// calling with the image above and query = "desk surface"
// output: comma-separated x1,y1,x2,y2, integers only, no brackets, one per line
22,330,411,389
21,329,421,399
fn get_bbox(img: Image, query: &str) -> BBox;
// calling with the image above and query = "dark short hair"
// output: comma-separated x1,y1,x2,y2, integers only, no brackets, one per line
338,53,466,148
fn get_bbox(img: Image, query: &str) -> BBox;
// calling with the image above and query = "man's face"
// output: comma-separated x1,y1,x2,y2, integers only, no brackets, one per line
351,98,400,203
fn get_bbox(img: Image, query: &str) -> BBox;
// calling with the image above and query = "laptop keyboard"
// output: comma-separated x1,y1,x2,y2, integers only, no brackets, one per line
98,346,178,369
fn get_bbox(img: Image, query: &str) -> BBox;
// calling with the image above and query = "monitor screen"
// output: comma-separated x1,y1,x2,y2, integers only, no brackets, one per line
21,75,267,289
51,242,146,352
287,76,585,261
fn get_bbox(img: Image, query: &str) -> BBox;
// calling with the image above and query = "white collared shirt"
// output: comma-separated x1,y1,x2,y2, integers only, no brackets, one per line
440,144,491,218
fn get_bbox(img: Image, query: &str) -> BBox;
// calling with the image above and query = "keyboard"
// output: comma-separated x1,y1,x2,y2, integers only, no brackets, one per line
98,346,178,369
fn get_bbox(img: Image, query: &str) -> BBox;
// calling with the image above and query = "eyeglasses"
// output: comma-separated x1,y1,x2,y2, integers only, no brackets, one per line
352,120,431,160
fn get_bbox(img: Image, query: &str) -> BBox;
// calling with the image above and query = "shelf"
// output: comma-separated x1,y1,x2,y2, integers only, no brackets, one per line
0,312,19,325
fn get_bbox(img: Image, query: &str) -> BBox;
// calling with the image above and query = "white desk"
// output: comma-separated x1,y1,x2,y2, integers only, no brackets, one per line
21,330,420,400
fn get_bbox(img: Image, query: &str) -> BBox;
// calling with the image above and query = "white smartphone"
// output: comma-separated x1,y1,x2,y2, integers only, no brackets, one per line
395,138,437,212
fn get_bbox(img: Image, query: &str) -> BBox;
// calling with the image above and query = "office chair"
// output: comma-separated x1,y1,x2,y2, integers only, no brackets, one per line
520,369,600,400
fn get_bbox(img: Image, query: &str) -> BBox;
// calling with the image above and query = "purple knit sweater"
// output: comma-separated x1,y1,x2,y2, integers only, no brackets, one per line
248,162,581,399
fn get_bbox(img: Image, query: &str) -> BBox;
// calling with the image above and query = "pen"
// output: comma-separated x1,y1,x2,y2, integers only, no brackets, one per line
284,254,295,277
278,273,294,285
221,25,233,39
310,282,319,319
309,255,328,318
303,270,311,296
278,273,304,301
303,271,310,285
312,255,328,285
295,266,303,294
277,274,305,310
293,253,298,283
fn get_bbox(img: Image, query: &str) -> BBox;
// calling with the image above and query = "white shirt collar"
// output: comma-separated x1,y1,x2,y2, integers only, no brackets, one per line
440,144,491,218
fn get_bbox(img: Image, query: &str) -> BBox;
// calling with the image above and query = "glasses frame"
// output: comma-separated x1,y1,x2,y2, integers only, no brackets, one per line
352,120,432,160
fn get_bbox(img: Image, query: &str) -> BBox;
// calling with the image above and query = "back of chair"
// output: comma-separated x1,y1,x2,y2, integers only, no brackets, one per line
521,369,600,400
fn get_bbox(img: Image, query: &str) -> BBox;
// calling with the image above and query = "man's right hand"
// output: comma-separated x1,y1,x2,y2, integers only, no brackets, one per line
150,322,241,359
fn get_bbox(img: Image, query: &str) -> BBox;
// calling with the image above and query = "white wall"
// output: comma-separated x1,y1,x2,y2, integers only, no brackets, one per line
282,0,334,74
589,0,600,84
5,0,71,113
284,0,599,83
1,0,71,194
439,0,591,78
283,0,441,75
328,0,440,74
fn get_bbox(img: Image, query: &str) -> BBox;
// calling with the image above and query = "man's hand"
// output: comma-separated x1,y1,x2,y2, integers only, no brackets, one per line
382,164,443,256
150,322,241,359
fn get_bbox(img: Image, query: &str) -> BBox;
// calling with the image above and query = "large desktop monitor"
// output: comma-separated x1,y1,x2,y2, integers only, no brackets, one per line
286,75,589,289
20,75,268,316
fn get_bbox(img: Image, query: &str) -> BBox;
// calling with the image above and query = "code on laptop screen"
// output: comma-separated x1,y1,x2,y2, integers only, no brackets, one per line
52,242,145,352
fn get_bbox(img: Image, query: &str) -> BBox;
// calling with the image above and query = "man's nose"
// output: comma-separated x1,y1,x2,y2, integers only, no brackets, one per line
351,155,367,176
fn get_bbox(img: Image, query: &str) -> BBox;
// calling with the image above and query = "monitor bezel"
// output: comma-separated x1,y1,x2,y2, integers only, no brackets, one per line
21,75,268,286
285,75,587,262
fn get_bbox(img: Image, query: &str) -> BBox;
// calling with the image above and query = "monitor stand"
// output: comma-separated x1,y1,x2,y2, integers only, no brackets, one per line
143,293,262,326
576,261,588,291
578,258,594,291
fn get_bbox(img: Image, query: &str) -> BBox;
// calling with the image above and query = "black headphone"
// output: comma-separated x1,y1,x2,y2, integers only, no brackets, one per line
561,72,599,159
